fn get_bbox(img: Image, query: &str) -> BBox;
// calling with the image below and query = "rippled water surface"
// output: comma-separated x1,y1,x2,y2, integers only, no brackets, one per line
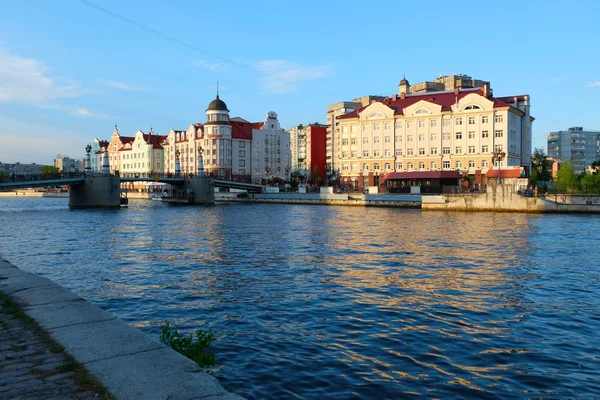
1,198,599,399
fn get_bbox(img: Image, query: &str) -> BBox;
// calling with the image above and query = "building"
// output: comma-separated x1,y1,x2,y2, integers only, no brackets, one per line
326,96,385,176
54,156,84,173
547,127,600,174
336,82,533,192
287,123,327,181
162,94,290,183
107,126,135,173
407,74,488,94
89,138,109,172
119,130,167,176
0,162,45,176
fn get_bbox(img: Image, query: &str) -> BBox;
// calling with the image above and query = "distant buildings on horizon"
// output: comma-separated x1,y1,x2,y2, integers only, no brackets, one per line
547,127,600,174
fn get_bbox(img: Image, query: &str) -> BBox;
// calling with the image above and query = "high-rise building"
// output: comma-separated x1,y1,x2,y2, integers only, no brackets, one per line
405,74,488,94
0,162,46,176
54,156,84,173
547,127,600,173
287,123,327,181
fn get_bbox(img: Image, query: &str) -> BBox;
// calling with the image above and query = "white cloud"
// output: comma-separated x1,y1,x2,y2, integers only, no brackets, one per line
38,104,109,119
585,81,600,88
0,49,82,102
253,60,331,93
192,60,226,71
104,81,146,91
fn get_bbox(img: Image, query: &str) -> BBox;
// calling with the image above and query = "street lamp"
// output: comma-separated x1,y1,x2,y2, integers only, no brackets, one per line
85,144,92,176
492,151,506,184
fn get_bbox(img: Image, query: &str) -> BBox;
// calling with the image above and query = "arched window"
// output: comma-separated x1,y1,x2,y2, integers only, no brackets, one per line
463,104,482,110
407,162,413,170
415,108,429,115
418,162,425,169
367,112,384,119
456,160,462,169
374,163,380,170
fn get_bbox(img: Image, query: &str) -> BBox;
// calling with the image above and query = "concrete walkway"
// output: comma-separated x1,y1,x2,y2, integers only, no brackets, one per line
0,259,244,400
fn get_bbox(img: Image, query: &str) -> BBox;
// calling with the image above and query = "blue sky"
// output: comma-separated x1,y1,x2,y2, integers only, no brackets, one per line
1,0,599,164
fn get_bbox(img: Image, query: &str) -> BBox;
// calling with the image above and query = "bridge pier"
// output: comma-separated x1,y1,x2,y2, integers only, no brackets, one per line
182,176,215,205
69,176,122,208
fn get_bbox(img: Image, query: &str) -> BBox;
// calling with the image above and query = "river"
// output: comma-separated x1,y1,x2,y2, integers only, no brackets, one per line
1,198,598,399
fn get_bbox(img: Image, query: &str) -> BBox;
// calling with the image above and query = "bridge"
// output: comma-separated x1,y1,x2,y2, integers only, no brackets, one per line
0,173,265,207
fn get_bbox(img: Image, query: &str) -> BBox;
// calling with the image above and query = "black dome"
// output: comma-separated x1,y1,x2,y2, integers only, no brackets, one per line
206,95,229,112
399,77,409,86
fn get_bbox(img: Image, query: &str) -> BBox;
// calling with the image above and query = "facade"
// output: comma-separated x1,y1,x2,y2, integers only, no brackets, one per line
107,126,135,173
54,156,84,173
287,124,308,173
326,96,385,176
0,162,45,176
547,127,600,173
336,83,533,191
162,95,290,183
407,74,488,94
90,138,109,172
119,130,166,176
287,123,327,181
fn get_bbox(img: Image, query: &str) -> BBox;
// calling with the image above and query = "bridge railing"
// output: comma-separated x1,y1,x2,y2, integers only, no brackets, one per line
0,172,87,184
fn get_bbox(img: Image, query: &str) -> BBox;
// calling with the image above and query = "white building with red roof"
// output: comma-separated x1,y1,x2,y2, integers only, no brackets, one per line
118,129,167,176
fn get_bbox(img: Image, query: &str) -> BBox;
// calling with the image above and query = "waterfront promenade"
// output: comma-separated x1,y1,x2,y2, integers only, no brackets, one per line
0,258,244,400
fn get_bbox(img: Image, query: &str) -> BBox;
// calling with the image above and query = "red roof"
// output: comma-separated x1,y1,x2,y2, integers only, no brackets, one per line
485,168,523,178
231,120,254,140
142,133,166,149
120,136,135,145
252,122,265,130
338,87,524,120
384,171,462,180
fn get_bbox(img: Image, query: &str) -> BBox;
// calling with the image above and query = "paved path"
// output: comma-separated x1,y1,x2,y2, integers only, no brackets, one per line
0,298,103,399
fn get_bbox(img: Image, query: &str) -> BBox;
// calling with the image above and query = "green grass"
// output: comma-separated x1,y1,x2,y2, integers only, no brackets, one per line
0,290,115,400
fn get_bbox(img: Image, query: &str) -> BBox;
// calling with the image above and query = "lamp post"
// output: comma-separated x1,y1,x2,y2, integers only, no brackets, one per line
175,150,181,177
85,144,92,176
492,151,506,184
265,165,271,184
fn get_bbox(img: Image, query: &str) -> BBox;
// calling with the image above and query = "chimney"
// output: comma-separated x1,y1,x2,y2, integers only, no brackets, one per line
392,94,397,101
401,92,406,100
454,87,460,95
483,82,490,98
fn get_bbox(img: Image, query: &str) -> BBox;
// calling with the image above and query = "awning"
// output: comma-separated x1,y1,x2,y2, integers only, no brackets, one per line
384,170,462,180
485,168,523,178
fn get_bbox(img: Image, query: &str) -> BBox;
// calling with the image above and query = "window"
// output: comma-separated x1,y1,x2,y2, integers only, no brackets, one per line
456,132,463,140
407,162,413,170
384,136,391,143
363,163,369,170
395,120,403,129
342,139,349,145
430,120,437,128
419,134,425,142
415,108,429,115
482,145,489,152
239,150,245,157
442,147,451,154
363,137,369,144
373,123,380,131
407,135,413,142
443,133,451,140
456,118,463,126
239,160,245,167
468,146,476,154
239,141,245,148
431,161,437,169
469,160,475,168
468,116,475,125
363,150,369,157
482,130,489,138
351,151,357,158
482,115,489,124
431,133,437,141
351,125,357,133
373,150,380,157
384,149,391,157
342,164,349,171
342,126,348,133
351,138,357,145
419,162,425,169
384,163,390,170
407,121,413,129
482,160,489,168
443,160,450,169
352,164,358,171
468,131,475,139
395,162,403,170
456,160,462,169
456,146,463,154
342,152,348,158
239,168,245,174
418,120,425,128
494,145,504,152
373,136,380,144
407,148,414,155
443,119,451,127
395,149,402,156
374,163,380,170
431,147,438,155
495,130,504,138
464,104,481,110
419,148,425,155
384,122,391,130
495,115,504,123
362,124,368,132
396,135,402,142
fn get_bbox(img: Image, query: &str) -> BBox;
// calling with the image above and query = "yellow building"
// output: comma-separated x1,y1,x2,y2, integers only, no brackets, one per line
336,82,533,191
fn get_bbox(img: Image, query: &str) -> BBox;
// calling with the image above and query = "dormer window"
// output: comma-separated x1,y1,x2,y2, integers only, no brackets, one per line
415,108,429,115
463,104,481,110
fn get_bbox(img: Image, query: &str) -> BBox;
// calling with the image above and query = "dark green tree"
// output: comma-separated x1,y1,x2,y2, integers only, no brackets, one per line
580,173,600,194
530,148,551,185
41,166,59,175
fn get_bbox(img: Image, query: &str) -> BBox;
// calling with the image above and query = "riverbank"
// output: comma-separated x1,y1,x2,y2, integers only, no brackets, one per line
216,192,422,208
0,192,68,198
0,258,244,400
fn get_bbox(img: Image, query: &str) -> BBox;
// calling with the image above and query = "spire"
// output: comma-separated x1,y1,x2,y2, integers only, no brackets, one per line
216,81,219,99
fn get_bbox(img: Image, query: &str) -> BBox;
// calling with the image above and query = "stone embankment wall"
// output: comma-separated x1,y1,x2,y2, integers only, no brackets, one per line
217,193,422,208
422,185,600,213
0,192,68,198
0,258,244,400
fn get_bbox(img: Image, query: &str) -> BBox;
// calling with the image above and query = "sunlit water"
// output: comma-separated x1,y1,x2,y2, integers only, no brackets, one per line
1,198,599,399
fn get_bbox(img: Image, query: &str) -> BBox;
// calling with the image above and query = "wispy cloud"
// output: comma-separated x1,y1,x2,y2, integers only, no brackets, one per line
549,76,568,82
38,104,110,119
253,60,331,93
0,49,83,102
192,60,226,71
585,81,600,88
104,81,146,92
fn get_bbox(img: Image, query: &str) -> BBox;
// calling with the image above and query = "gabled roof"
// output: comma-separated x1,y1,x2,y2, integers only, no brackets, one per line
231,120,254,140
337,87,527,120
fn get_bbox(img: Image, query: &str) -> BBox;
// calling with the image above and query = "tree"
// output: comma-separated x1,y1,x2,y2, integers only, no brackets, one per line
580,172,600,194
530,148,551,186
554,160,579,193
590,159,600,174
41,166,59,175
311,165,324,186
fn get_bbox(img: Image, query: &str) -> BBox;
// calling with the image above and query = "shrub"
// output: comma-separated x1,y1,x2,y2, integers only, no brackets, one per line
160,323,216,371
